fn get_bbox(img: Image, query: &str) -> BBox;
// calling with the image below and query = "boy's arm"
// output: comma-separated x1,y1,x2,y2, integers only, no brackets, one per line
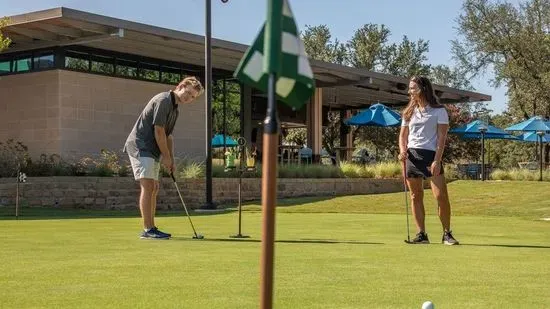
154,126,171,160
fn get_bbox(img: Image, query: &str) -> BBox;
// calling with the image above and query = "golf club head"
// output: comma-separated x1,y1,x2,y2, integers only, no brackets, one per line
404,239,413,244
193,234,204,239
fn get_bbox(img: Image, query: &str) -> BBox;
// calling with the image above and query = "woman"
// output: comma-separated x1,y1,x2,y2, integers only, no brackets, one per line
398,76,459,245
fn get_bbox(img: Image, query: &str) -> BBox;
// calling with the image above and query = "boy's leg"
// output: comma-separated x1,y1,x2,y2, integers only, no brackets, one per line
130,155,168,239
151,180,160,228
139,179,155,229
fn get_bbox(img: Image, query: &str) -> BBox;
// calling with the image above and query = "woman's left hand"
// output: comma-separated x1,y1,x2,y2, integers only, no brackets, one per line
431,161,441,176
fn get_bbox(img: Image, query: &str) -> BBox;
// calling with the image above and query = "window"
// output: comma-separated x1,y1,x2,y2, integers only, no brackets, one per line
115,59,137,78
14,56,32,72
90,54,114,75
65,51,89,71
161,66,181,84
33,53,54,69
139,62,160,81
0,60,11,75
0,46,214,85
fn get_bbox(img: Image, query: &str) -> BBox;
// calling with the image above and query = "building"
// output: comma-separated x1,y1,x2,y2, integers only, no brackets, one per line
0,7,491,161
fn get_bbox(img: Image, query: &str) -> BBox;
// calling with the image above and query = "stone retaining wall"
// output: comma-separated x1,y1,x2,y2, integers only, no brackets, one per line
0,177,409,210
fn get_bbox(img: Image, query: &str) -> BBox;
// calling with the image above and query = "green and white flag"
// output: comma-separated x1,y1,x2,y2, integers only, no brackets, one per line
233,0,315,110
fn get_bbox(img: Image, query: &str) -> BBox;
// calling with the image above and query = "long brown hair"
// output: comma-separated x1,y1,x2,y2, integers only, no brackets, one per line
402,76,444,122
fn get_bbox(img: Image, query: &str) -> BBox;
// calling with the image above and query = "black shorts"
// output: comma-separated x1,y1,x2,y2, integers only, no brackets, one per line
406,148,444,179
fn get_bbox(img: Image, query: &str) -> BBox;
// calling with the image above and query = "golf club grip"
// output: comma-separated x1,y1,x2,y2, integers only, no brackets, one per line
170,172,176,182
401,156,406,182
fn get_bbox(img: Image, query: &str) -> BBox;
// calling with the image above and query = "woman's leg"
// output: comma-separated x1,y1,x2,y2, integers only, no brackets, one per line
406,177,426,232
430,174,450,232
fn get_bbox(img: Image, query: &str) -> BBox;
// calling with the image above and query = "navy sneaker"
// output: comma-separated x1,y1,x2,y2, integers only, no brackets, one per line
140,228,170,240
442,230,459,245
152,227,171,238
411,231,430,244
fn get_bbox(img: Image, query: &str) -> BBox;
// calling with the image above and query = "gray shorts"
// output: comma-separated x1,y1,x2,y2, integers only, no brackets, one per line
406,148,444,179
128,155,161,181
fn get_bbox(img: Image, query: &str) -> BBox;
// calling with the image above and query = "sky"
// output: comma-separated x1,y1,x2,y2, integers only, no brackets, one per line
1,0,520,114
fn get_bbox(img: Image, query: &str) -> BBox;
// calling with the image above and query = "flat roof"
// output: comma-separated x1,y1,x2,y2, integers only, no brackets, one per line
1,7,492,108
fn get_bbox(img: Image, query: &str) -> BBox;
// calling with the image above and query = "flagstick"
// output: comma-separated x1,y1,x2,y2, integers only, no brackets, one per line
260,74,278,309
260,0,283,307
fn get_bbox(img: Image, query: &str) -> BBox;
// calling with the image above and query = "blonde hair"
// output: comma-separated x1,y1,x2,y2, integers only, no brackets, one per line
177,76,204,95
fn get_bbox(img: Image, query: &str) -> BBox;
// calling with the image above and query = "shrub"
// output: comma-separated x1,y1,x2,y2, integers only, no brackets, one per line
0,139,28,177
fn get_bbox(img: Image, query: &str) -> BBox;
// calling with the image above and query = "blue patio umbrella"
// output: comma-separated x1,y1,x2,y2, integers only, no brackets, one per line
211,134,238,148
450,120,513,180
450,120,510,135
344,103,401,127
460,133,519,140
459,133,519,179
505,116,550,181
344,103,401,161
519,132,550,143
504,116,550,132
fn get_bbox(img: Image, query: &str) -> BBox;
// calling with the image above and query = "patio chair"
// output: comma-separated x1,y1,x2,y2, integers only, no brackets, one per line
298,147,313,164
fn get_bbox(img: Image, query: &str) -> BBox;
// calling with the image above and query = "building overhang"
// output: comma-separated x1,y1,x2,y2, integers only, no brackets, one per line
2,7,492,109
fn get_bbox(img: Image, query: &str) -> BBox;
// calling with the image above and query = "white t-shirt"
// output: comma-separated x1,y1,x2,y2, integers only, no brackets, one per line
401,105,449,151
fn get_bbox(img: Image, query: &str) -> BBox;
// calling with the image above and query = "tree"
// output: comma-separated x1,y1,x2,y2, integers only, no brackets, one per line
284,128,307,146
300,25,347,153
212,79,241,138
488,113,538,168
428,64,488,163
430,64,474,91
453,0,550,163
453,0,550,118
301,22,487,163
0,17,11,52
301,25,347,65
302,23,443,160
348,26,432,159
346,24,432,77
354,126,400,161
347,24,390,70
379,36,431,77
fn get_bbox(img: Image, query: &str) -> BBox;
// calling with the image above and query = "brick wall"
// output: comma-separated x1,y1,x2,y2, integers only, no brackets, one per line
0,70,206,160
0,71,61,155
0,177,408,210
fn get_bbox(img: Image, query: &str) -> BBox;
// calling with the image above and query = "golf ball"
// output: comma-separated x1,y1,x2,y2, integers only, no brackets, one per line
422,301,434,309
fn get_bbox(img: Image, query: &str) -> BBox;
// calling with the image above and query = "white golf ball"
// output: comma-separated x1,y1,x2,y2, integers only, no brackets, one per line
422,301,434,309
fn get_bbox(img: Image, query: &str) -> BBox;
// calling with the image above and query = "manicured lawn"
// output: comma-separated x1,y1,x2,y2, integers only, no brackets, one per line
1,181,548,308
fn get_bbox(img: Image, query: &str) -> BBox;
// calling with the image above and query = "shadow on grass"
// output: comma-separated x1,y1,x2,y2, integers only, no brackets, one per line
461,243,550,249
220,196,341,211
0,195,344,220
0,207,230,220
274,196,339,207
172,237,383,245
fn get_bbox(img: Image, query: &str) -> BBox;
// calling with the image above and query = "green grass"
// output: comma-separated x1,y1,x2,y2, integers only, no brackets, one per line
237,180,550,219
0,181,549,309
491,168,550,181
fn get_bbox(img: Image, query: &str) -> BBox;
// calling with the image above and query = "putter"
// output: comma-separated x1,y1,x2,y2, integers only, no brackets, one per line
402,159,412,244
170,173,204,239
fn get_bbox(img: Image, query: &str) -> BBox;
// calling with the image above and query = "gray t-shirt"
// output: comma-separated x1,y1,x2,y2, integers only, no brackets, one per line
401,105,449,152
124,91,179,159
